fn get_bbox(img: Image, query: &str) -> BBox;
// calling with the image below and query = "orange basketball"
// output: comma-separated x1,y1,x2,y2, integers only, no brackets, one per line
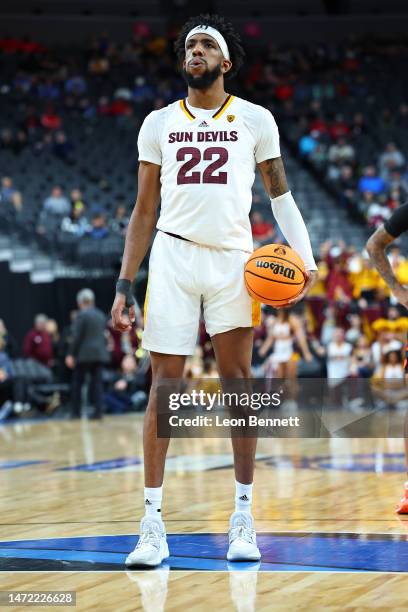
244,244,306,307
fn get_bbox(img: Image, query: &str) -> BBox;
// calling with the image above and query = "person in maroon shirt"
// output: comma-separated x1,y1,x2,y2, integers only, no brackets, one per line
250,211,274,243
23,314,54,367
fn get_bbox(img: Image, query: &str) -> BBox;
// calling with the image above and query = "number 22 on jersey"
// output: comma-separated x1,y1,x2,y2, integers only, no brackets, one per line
176,146,229,185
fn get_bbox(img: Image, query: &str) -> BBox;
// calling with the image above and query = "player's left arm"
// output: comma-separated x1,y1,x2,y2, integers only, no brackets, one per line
257,156,318,306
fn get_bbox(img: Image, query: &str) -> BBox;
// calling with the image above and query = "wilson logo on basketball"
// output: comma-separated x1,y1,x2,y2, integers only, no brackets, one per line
255,260,295,280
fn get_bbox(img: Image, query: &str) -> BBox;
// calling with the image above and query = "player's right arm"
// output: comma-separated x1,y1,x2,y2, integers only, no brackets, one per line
366,203,408,309
111,161,161,332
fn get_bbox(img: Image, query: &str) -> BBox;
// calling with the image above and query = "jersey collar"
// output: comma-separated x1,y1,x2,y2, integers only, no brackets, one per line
180,95,234,121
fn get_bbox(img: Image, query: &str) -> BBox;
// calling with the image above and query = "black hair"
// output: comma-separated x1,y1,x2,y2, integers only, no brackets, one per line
174,14,245,79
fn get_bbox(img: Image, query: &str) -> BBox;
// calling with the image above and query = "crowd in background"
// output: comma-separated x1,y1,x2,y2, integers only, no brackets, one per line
1,30,408,418
2,234,408,419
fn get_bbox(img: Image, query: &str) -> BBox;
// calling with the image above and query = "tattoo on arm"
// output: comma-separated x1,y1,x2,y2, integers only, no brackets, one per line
366,226,400,291
263,157,289,198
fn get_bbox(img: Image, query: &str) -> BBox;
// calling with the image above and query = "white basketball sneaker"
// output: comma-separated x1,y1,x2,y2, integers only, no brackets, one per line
125,516,169,567
227,511,261,562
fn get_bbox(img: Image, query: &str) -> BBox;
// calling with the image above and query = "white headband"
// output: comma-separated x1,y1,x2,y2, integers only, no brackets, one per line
185,26,230,61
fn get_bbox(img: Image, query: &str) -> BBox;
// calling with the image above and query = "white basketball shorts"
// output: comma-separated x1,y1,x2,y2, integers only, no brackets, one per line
142,231,261,355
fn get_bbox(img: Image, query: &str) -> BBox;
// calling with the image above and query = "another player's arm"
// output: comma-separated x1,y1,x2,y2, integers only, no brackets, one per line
111,161,161,331
366,222,408,309
257,157,318,306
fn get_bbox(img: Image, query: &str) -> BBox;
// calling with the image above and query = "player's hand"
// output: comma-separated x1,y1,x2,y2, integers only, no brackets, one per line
276,270,318,309
111,293,136,332
392,286,408,310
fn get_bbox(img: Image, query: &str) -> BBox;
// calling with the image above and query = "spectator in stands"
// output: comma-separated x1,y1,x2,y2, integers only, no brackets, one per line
379,142,406,181
358,166,387,195
43,185,71,216
66,288,109,419
329,114,350,140
11,130,28,156
61,201,90,236
45,318,62,367
87,209,109,240
88,55,110,76
345,313,363,345
64,74,87,96
0,128,14,150
37,77,60,100
250,212,274,244
298,132,317,157
328,137,355,166
52,131,73,162
326,327,352,381
104,354,147,414
1,177,22,212
70,188,85,208
336,164,357,213
350,112,368,138
373,348,405,380
349,335,373,378
358,191,391,228
326,256,353,304
41,105,62,130
110,204,129,235
23,314,54,367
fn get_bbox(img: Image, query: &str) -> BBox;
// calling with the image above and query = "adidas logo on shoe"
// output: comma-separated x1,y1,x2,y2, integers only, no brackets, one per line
145,499,152,505
239,494,249,501
199,120,209,127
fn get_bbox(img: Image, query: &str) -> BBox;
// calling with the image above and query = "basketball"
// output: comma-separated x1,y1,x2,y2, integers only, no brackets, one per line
244,244,306,306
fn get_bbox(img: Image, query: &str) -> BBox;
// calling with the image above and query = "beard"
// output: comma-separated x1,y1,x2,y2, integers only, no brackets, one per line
182,63,222,90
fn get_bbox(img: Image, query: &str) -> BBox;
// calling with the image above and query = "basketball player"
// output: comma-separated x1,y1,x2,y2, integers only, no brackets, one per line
367,203,408,514
111,14,318,566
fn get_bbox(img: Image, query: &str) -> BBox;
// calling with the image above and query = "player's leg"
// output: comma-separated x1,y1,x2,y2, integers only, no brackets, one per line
126,352,186,568
144,352,186,488
203,242,261,561
211,327,261,561
127,232,200,566
212,327,256,483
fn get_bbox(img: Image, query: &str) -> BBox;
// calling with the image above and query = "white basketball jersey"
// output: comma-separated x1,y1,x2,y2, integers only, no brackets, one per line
137,95,280,252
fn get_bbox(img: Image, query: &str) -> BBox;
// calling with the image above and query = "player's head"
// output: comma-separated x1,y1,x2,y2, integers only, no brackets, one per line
174,14,245,90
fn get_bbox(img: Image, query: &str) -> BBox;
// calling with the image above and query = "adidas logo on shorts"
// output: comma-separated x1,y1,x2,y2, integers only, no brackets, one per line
199,120,209,127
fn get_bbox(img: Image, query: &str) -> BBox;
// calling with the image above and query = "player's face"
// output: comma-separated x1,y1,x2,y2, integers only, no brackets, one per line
182,34,231,90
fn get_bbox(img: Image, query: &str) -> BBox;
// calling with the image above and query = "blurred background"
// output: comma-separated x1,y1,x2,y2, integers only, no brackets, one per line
1,0,408,419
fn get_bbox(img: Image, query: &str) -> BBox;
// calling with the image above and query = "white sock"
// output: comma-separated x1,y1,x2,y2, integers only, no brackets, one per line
144,486,163,519
235,480,253,513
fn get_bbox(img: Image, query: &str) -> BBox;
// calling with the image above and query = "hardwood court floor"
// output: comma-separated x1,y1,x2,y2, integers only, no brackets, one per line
0,415,407,610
